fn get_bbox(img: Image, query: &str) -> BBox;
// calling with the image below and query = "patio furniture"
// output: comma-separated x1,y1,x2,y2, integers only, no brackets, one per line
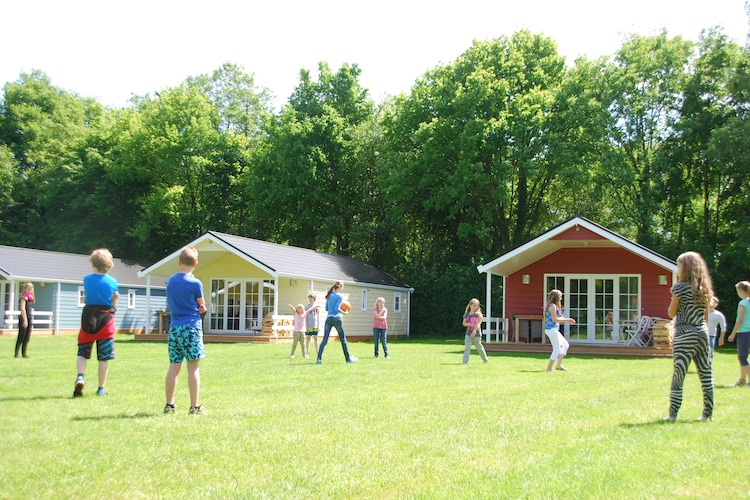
624,316,659,347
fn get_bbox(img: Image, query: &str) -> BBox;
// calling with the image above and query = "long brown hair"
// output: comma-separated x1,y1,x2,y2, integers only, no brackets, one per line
325,280,344,299
676,252,713,307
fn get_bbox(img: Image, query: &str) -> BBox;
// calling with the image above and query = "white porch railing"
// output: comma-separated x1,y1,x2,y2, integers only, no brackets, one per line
4,310,54,329
482,317,509,343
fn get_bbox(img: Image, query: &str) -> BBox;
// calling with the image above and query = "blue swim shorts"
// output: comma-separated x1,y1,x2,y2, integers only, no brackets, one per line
168,325,206,364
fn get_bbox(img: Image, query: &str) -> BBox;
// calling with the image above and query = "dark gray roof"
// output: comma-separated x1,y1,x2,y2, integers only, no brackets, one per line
208,232,411,289
0,245,165,287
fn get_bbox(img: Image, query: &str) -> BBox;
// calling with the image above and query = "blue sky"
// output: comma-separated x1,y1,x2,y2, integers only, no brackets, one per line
2,0,748,109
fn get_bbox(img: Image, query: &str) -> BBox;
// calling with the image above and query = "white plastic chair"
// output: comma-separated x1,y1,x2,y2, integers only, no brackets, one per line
625,316,658,347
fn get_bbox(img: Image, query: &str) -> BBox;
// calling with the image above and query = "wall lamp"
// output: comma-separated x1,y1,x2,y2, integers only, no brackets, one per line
522,274,531,285
658,275,668,286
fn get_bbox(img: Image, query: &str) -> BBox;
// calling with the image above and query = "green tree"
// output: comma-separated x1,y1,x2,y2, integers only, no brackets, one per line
0,70,103,249
661,29,744,255
122,85,239,257
595,31,694,249
382,31,572,263
247,62,376,256
0,144,16,242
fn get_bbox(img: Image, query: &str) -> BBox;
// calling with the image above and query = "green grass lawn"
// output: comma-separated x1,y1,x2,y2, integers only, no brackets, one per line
0,334,747,499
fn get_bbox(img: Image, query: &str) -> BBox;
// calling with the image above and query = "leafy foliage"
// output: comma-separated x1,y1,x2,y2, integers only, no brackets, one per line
1,28,749,331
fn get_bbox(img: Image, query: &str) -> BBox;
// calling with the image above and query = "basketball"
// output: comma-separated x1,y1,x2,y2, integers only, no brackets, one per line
340,301,351,313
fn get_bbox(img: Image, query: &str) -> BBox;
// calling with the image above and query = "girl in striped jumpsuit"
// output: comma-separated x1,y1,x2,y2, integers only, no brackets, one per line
665,251,715,422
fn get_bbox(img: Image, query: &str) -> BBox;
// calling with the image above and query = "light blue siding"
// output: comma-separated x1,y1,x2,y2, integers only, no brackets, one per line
42,283,167,332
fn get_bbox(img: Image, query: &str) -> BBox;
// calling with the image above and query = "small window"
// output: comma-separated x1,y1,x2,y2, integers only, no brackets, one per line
77,286,85,307
394,293,402,313
127,290,136,309
361,289,368,312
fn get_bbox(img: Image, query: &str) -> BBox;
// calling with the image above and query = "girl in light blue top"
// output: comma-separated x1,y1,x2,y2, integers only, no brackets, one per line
544,289,576,372
722,281,750,386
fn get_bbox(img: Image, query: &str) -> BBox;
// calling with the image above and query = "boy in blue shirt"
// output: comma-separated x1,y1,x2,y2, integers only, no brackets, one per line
164,246,208,414
74,249,119,397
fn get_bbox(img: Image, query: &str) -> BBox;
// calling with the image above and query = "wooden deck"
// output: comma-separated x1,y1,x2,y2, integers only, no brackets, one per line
131,334,671,357
483,342,673,358
131,333,395,344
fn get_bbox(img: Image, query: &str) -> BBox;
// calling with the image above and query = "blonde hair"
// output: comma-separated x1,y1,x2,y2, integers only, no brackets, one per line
465,298,482,313
325,280,344,299
544,289,563,313
676,251,713,307
21,283,35,303
90,248,114,273
179,246,199,266
736,281,750,296
464,299,483,326
374,297,386,308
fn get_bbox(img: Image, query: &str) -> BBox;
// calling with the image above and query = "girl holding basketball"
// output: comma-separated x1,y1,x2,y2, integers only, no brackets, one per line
316,281,358,364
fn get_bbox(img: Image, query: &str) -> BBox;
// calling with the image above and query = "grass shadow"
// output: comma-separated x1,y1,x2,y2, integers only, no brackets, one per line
0,395,68,402
71,412,158,421
620,418,713,428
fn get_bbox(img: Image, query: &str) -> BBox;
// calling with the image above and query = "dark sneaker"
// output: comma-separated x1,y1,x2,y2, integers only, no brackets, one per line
164,403,176,414
73,376,85,397
189,405,207,415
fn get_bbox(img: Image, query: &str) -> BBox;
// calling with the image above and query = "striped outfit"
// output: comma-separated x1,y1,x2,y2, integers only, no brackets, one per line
668,282,714,420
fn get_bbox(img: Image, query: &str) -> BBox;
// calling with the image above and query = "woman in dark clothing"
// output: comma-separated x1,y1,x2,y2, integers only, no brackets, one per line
15,283,34,358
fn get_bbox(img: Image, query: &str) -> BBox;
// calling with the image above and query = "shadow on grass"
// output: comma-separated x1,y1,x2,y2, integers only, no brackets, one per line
620,418,713,428
71,412,158,421
0,395,68,402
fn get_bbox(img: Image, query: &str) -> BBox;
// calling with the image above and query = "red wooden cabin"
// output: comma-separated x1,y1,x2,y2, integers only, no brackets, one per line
477,217,677,345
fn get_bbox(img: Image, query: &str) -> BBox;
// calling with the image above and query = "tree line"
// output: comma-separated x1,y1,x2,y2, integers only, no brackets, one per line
2,28,749,334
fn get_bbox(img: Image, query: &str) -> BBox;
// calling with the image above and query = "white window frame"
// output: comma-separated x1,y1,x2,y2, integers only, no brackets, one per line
361,289,368,312
394,293,402,313
77,286,85,307
544,273,641,343
127,289,136,309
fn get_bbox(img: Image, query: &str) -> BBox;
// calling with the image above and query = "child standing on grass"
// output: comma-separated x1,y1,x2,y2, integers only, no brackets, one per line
544,289,575,372
304,294,319,359
288,303,306,358
462,298,488,363
719,281,750,387
316,281,357,365
665,251,715,422
14,283,34,359
74,249,119,397
164,246,208,415
373,297,389,359
707,296,726,358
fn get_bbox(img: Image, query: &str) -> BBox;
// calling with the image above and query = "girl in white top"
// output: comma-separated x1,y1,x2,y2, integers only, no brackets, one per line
706,296,725,357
